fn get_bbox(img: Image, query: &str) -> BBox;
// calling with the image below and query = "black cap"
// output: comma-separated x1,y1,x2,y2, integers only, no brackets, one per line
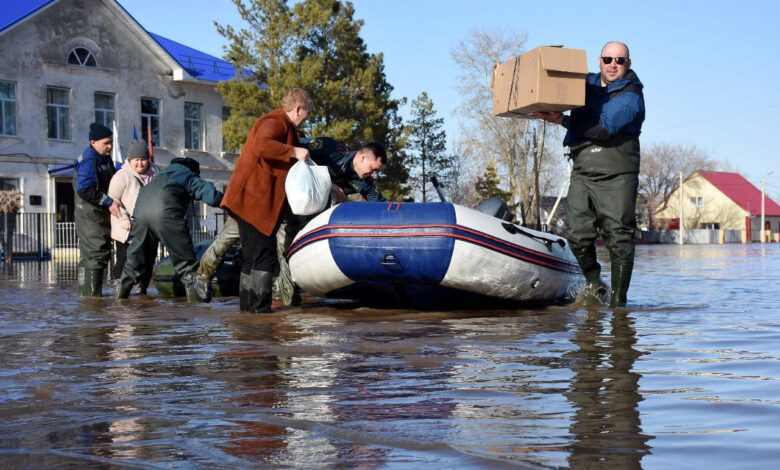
89,122,112,141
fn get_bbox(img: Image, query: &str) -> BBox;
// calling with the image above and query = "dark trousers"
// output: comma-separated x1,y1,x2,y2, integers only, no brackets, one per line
113,240,128,280
75,203,111,271
235,215,279,274
565,172,638,273
122,215,193,284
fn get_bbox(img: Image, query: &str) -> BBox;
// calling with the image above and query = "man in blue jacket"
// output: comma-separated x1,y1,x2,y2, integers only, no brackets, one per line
535,41,645,307
73,122,123,297
116,157,223,301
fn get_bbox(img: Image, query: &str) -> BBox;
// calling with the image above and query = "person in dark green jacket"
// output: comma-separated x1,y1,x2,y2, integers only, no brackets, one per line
73,122,123,297
116,157,223,301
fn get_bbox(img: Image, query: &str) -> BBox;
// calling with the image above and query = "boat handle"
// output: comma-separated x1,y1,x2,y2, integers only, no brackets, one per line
381,253,398,265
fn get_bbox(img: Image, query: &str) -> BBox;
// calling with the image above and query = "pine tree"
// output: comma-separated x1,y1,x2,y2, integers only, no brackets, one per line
215,0,408,200
407,92,449,202
474,160,512,203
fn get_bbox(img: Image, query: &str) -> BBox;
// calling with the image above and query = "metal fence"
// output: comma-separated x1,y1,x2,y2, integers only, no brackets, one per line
1,211,228,265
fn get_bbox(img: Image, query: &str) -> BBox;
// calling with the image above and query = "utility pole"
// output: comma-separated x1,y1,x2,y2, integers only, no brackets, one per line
761,171,774,243
679,171,684,245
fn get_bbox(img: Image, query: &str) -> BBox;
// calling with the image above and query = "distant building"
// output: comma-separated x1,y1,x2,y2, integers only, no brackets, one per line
655,171,780,242
0,0,242,222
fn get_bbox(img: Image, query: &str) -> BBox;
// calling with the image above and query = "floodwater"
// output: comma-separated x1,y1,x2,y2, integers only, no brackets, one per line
0,244,779,469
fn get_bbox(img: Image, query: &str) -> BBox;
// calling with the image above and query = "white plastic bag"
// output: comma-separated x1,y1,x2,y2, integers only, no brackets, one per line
285,158,332,215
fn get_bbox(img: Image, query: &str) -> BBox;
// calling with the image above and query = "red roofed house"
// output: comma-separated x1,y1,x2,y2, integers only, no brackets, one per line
655,171,780,242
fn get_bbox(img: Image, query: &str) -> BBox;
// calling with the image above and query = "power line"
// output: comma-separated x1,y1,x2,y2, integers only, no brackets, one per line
647,103,780,132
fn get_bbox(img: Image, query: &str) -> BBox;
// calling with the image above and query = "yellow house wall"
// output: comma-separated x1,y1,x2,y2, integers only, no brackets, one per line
655,174,748,230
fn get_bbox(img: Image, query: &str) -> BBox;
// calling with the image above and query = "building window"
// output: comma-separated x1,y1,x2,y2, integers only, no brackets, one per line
67,47,97,68
700,223,720,230
221,106,231,152
0,177,19,191
0,80,17,137
141,98,160,147
46,87,71,141
94,92,115,128
184,102,202,150
688,196,704,207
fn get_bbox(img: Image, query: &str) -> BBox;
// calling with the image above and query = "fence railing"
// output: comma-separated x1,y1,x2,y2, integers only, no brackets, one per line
1,211,227,264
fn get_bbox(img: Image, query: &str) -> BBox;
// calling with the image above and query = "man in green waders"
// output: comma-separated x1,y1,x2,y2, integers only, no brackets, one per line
73,123,123,297
535,41,645,307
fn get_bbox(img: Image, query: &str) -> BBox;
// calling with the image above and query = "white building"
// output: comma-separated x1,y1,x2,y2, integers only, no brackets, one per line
0,0,239,222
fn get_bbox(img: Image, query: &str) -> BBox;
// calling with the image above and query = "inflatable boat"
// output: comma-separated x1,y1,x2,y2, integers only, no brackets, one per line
152,242,241,297
287,201,582,309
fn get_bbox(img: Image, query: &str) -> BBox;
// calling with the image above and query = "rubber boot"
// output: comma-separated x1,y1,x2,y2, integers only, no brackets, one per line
570,244,602,284
239,271,273,313
609,263,633,308
181,274,200,302
79,266,104,297
78,265,91,297
115,276,135,299
192,274,213,303
89,269,104,297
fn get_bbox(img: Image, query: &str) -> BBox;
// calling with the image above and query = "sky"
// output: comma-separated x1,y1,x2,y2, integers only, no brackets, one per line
121,0,780,198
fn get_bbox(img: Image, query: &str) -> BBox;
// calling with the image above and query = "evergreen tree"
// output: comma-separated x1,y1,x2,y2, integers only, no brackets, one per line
215,0,408,200
474,160,512,203
407,92,450,202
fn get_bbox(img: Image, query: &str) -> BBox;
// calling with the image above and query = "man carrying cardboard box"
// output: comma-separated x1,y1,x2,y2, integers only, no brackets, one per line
534,41,645,308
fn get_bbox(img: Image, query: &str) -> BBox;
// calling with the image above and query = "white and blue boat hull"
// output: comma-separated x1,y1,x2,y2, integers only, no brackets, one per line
288,202,582,309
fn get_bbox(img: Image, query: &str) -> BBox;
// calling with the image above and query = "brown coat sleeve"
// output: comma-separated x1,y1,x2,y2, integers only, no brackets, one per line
250,117,295,163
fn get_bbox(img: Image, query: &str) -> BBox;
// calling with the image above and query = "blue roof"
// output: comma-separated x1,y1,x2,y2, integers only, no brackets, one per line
1,1,244,83
0,0,55,33
148,32,240,83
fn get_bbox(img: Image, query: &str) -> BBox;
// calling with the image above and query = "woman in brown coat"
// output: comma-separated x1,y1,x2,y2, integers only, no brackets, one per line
220,88,312,313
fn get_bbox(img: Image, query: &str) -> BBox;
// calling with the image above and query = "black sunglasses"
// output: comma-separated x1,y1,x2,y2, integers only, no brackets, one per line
601,56,628,65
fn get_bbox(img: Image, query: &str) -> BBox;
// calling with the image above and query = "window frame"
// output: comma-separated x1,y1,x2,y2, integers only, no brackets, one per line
184,102,203,150
688,196,704,208
46,86,71,141
94,92,116,129
67,47,97,68
0,80,18,137
140,97,161,147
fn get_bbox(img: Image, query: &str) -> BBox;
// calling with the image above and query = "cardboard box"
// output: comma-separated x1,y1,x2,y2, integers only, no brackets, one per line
492,46,588,117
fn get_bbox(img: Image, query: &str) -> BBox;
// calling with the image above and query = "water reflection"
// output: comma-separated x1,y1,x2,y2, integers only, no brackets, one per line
565,311,653,468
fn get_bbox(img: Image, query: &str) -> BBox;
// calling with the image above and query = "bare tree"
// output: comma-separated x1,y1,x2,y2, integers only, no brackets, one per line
638,142,719,227
451,28,568,223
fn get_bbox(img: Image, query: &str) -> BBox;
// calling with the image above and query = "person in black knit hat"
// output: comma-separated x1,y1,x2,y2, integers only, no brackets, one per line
73,122,123,297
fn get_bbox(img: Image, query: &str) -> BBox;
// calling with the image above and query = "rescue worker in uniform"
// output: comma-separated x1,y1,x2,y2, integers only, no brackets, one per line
535,41,645,307
73,122,123,297
302,137,387,203
115,157,223,301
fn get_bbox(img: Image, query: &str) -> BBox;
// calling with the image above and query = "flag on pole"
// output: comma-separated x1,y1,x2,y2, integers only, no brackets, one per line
132,121,138,140
112,120,123,170
147,121,155,163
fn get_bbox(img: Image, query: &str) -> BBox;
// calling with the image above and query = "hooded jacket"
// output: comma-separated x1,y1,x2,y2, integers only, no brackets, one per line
133,161,222,222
